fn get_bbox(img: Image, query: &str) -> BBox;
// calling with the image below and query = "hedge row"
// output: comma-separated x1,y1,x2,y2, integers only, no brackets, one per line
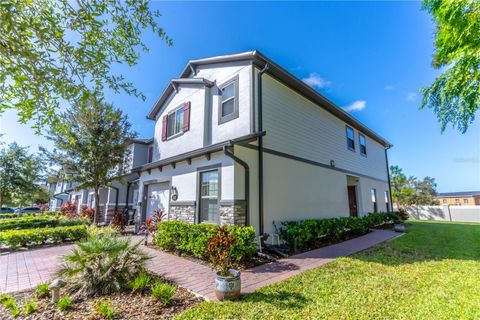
0,211,60,220
0,225,88,249
0,216,88,231
155,221,257,262
279,212,400,251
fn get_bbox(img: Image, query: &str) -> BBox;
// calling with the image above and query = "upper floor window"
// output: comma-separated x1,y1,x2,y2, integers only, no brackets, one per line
218,76,239,124
161,102,191,141
359,134,367,156
346,126,355,151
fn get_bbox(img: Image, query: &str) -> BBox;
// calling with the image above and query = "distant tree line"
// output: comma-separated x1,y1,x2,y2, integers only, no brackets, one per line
390,165,439,207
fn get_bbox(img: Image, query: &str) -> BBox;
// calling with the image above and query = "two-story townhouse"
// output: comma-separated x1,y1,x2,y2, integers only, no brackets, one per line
133,50,393,237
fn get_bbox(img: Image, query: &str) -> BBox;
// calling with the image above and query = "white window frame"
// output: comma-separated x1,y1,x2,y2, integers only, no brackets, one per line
346,126,355,151
359,133,367,156
218,75,239,124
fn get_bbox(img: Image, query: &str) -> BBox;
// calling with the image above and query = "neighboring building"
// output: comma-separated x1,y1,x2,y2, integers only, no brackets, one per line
436,192,480,206
47,138,154,224
130,50,392,236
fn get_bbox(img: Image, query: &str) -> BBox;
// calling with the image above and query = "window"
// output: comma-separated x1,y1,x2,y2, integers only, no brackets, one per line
359,134,367,155
443,199,447,204
464,199,469,204
199,170,220,223
346,127,355,151
218,76,239,124
384,191,390,211
371,188,377,213
455,198,460,205
167,107,184,138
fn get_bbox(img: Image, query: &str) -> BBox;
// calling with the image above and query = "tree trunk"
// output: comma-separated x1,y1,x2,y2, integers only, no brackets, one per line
94,188,101,225
0,191,3,210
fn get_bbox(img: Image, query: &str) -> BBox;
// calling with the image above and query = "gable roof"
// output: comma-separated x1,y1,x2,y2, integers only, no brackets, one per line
147,50,392,147
437,191,480,198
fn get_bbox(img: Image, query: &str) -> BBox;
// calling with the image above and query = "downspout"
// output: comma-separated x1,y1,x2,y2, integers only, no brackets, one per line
257,63,269,235
223,145,250,226
385,146,393,212
110,185,120,213
125,183,131,209
53,194,65,208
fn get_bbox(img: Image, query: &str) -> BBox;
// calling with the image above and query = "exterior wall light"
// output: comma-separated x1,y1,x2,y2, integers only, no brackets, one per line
171,186,178,201
330,160,336,167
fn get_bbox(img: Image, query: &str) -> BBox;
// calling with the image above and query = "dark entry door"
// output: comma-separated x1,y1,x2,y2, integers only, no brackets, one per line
347,186,358,217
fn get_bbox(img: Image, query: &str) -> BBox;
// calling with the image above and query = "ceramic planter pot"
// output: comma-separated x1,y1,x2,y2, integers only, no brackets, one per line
215,269,241,301
394,223,405,233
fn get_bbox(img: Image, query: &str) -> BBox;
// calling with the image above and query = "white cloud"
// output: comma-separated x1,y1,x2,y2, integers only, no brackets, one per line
302,73,331,89
406,92,417,101
384,85,395,91
342,100,367,112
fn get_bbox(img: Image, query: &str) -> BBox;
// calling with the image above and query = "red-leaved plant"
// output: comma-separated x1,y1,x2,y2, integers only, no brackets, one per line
80,205,95,222
38,204,49,212
111,210,125,232
141,209,165,245
60,201,78,218
207,227,237,277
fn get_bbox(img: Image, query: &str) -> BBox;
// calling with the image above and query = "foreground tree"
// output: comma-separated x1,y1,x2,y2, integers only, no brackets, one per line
0,0,171,132
0,143,45,208
390,165,439,207
44,100,136,224
421,0,480,132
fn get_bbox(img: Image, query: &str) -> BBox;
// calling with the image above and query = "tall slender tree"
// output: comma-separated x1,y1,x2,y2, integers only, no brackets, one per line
0,143,45,208
44,100,136,224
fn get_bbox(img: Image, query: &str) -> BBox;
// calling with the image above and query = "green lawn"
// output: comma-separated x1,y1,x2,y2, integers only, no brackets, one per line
177,221,480,320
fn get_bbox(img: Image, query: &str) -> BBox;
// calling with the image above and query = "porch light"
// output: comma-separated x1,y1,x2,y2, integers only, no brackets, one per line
330,160,335,167
171,186,178,201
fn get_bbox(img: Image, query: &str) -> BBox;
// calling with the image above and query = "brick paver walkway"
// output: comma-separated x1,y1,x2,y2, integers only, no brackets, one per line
0,229,399,300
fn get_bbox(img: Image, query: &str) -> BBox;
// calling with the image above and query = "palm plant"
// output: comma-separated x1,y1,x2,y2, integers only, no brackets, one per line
58,236,150,298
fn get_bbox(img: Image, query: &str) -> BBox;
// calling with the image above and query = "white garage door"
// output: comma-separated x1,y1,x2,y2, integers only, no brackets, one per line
146,182,170,219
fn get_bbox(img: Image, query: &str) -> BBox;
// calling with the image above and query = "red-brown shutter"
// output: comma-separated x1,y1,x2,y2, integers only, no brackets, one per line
161,115,168,141
148,146,153,163
183,101,191,132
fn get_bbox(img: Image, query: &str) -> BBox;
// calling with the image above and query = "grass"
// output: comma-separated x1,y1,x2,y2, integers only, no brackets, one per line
151,280,176,305
56,296,72,311
177,221,480,320
34,283,49,298
95,300,117,320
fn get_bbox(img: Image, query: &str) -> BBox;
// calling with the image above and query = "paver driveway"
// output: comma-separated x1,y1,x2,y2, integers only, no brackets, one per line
0,230,399,300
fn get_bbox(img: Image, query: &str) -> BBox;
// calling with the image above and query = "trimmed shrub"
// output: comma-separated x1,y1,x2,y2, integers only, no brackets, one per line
0,216,88,232
155,222,257,262
87,225,120,239
58,236,150,298
279,212,398,251
0,225,88,249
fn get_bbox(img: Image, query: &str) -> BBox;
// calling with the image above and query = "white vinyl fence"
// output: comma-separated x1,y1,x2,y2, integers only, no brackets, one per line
405,205,480,223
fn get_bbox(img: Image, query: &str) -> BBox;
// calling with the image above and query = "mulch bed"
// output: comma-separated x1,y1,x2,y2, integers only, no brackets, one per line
0,285,203,320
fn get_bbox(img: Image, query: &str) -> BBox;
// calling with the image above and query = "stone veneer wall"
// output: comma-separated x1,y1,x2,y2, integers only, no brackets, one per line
219,201,246,226
168,200,247,226
168,202,195,224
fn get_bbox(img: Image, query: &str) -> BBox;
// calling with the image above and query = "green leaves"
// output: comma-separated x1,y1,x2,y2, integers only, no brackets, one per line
390,165,439,206
421,0,480,132
0,0,171,132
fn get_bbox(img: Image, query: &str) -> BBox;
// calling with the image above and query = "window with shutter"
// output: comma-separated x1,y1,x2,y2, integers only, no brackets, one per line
163,103,189,140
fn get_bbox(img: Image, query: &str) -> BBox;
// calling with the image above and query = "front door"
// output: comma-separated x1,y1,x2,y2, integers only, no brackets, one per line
347,186,358,217
146,182,170,219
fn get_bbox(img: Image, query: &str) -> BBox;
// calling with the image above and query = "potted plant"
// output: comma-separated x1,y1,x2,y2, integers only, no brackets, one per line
141,209,165,245
207,227,241,301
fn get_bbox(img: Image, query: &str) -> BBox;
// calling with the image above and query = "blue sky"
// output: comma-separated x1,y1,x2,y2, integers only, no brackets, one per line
1,1,479,192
